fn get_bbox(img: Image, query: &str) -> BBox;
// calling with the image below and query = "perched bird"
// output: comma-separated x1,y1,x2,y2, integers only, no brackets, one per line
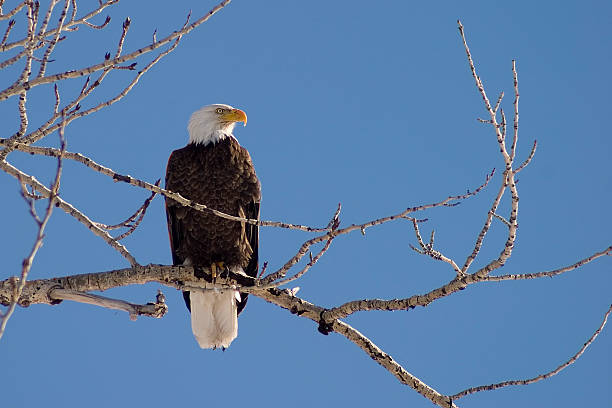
165,104,260,349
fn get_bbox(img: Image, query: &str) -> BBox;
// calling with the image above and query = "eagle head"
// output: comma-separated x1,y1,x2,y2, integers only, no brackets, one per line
187,104,248,145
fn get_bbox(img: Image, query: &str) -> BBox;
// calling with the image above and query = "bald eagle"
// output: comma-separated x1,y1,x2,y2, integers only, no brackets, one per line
165,104,260,349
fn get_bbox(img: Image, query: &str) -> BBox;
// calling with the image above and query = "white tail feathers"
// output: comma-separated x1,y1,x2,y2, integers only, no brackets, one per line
189,289,241,349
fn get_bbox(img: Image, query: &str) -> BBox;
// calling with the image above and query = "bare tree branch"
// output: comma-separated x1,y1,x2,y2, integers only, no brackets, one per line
0,0,232,100
0,215,609,408
320,246,611,320
0,264,454,406
94,179,159,241
514,139,537,174
1,11,195,154
0,160,139,265
480,245,612,282
50,288,167,320
0,18,16,47
409,218,464,277
510,60,520,161
332,320,456,408
457,20,520,279
450,304,612,399
0,115,66,340
0,1,27,21
262,170,494,285
37,0,70,78
1,0,117,51
2,248,609,316
0,139,345,233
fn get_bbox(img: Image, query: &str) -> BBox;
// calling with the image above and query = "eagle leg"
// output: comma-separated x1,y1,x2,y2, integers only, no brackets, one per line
210,261,225,280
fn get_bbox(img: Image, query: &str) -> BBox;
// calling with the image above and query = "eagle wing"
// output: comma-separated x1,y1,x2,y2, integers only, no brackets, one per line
243,200,260,279
165,149,189,267
236,199,259,314
166,203,186,266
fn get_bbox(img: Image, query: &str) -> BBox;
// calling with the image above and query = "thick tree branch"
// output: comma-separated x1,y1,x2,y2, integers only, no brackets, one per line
0,240,608,408
0,264,452,407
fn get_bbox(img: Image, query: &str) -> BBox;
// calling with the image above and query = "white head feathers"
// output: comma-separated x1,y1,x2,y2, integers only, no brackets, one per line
187,104,248,146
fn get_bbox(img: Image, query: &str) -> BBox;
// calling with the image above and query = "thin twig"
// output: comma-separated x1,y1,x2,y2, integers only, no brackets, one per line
514,139,537,174
0,18,15,46
81,15,110,30
14,0,37,85
493,91,503,114
0,1,26,21
114,16,130,58
95,180,160,240
491,211,511,228
36,0,59,41
500,108,507,141
68,0,76,23
408,218,464,276
451,304,612,399
480,245,612,282
53,83,60,113
257,261,268,279
37,0,70,78
510,60,520,161
461,171,506,272
268,237,335,288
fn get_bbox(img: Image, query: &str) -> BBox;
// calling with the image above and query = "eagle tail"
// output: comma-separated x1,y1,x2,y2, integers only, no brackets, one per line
189,289,240,349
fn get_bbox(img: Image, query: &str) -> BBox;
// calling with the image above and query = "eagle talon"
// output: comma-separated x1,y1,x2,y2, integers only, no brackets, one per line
317,311,334,335
210,261,226,281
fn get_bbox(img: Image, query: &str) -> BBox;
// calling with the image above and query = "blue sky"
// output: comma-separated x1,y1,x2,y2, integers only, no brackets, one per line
1,1,610,407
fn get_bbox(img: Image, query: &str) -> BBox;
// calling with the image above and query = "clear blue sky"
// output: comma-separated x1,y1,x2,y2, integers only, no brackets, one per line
1,1,610,407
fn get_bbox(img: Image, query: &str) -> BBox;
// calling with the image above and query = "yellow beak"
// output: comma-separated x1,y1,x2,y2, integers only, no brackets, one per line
222,108,247,126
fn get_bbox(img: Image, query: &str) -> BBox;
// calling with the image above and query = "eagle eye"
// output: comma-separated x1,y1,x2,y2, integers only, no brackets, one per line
216,108,224,114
